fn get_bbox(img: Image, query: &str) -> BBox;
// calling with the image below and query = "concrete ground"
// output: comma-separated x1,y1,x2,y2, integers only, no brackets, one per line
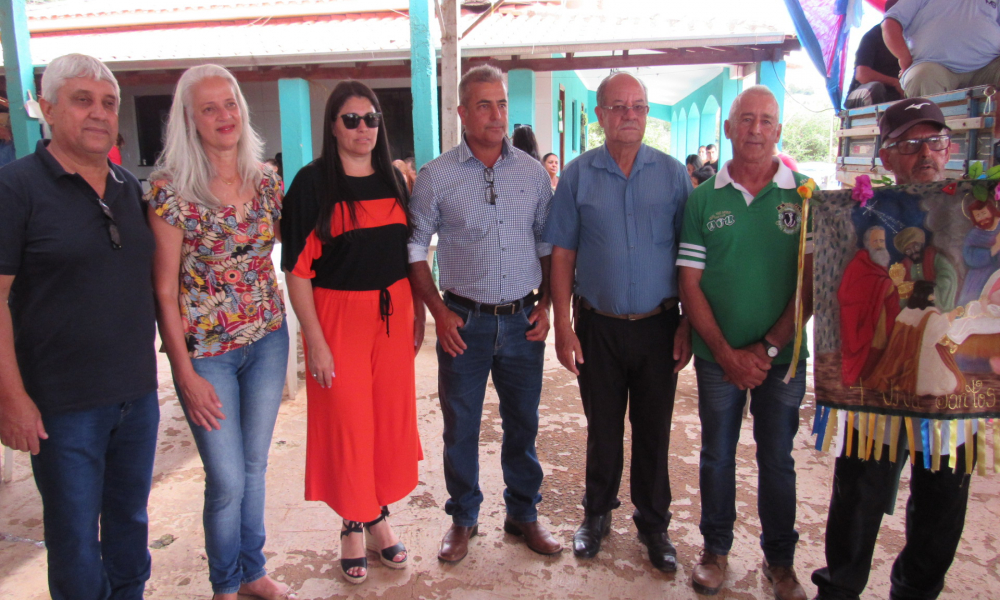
2,324,999,600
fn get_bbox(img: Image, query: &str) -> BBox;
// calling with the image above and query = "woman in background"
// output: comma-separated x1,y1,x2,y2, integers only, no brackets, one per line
685,153,703,176
542,152,560,191
512,124,541,161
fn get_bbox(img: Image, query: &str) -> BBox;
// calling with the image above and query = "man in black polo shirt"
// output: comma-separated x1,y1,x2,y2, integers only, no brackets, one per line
844,0,904,109
0,54,158,600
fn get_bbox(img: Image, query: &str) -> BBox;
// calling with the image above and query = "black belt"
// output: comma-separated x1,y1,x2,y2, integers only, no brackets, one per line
578,297,678,321
445,291,539,316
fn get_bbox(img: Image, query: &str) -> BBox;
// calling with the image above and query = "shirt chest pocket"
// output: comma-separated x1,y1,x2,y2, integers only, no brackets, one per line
497,187,536,229
647,204,674,245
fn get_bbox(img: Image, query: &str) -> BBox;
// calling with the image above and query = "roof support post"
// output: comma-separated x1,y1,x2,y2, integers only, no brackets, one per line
719,67,744,166
278,78,313,186
1,0,42,158
507,69,535,136
410,0,440,168
440,0,461,152
757,59,787,147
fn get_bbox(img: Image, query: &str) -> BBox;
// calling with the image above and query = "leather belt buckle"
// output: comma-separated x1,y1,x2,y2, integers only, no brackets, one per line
492,302,514,316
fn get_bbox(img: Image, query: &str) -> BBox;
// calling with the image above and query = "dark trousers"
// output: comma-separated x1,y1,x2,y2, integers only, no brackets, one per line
844,81,903,109
812,433,973,600
31,392,160,600
575,304,680,534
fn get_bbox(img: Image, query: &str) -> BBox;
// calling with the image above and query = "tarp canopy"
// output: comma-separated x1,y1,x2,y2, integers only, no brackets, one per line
784,0,889,111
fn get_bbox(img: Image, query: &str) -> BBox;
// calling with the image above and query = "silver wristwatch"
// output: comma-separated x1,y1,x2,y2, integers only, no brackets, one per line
762,339,780,358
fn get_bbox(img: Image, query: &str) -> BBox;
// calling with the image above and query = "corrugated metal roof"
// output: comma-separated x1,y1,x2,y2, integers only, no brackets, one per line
6,0,793,70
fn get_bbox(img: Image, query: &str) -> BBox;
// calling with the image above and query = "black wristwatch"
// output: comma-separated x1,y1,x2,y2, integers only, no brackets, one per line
761,339,781,358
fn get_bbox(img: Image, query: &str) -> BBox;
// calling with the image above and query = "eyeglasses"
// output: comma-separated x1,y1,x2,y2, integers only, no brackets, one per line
339,112,382,129
484,167,496,205
96,197,122,249
884,135,951,155
599,104,650,116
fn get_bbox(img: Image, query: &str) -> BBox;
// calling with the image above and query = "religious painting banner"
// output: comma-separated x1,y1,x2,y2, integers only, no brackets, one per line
810,179,1000,474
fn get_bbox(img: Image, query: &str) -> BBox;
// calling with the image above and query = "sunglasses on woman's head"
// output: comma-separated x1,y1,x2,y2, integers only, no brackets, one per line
339,112,382,129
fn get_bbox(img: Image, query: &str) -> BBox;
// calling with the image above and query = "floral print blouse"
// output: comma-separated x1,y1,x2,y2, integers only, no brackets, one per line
146,169,285,358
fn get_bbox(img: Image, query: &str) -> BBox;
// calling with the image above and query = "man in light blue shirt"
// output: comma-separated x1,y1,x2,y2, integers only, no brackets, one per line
545,72,692,572
883,0,1000,98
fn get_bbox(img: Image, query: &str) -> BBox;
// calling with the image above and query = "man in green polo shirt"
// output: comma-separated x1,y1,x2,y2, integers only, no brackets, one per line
677,85,813,600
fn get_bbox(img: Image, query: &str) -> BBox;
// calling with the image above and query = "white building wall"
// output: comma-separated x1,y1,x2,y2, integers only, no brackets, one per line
534,72,553,157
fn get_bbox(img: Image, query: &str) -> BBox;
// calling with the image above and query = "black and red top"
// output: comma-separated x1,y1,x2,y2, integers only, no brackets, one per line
280,162,409,291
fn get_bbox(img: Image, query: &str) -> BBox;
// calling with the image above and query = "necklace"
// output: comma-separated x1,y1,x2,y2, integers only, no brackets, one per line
219,175,237,186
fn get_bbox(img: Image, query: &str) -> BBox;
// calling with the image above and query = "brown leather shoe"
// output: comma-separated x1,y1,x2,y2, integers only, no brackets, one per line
437,524,478,563
762,559,807,600
503,518,563,555
691,549,728,596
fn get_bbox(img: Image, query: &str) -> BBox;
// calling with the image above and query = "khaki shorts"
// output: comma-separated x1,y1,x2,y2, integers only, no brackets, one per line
901,55,1000,97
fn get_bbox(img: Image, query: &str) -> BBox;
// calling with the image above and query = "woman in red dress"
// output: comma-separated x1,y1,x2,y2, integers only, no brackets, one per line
281,81,423,585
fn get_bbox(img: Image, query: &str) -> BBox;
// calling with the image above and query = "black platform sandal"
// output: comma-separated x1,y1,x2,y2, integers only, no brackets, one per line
340,520,368,584
364,506,408,569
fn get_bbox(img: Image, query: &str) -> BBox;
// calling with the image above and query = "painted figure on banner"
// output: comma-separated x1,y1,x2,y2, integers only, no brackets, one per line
891,226,958,311
837,225,901,386
863,280,965,397
957,199,1000,307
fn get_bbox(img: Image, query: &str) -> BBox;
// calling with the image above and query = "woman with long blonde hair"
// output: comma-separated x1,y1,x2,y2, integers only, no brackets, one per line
147,64,294,600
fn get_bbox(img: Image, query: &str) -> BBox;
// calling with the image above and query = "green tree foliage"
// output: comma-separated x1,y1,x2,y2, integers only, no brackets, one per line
781,109,838,163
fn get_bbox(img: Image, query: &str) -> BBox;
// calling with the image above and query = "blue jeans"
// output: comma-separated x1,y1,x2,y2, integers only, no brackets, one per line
180,322,289,594
695,357,806,566
31,391,160,600
437,296,545,526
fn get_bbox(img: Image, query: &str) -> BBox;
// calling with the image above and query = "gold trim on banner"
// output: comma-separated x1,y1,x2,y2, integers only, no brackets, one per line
822,409,838,453
865,412,877,460
783,180,813,383
949,420,959,471
858,410,867,459
964,419,974,475
978,419,988,477
932,420,942,472
890,416,901,463
905,417,916,466
993,420,1000,474
846,412,856,458
874,414,887,461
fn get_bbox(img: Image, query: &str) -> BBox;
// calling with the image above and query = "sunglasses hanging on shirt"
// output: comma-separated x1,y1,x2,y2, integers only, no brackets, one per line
339,112,382,129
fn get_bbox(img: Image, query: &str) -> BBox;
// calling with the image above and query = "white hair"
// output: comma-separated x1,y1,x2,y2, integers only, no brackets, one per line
41,54,120,108
728,85,779,122
152,64,263,208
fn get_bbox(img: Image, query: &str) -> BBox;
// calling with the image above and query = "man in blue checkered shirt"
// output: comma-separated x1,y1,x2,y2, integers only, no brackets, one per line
408,64,560,564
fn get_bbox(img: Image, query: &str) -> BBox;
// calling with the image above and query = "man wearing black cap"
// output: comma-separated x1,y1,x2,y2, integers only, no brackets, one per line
813,97,975,600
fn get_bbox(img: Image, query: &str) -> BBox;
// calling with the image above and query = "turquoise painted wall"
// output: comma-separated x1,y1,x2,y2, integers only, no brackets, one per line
278,78,314,186
550,69,591,167
409,0,440,168
758,61,787,124
758,60,788,150
508,69,536,133
670,67,767,166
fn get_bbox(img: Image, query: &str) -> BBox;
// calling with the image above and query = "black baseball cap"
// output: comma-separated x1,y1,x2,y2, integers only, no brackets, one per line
879,97,948,141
